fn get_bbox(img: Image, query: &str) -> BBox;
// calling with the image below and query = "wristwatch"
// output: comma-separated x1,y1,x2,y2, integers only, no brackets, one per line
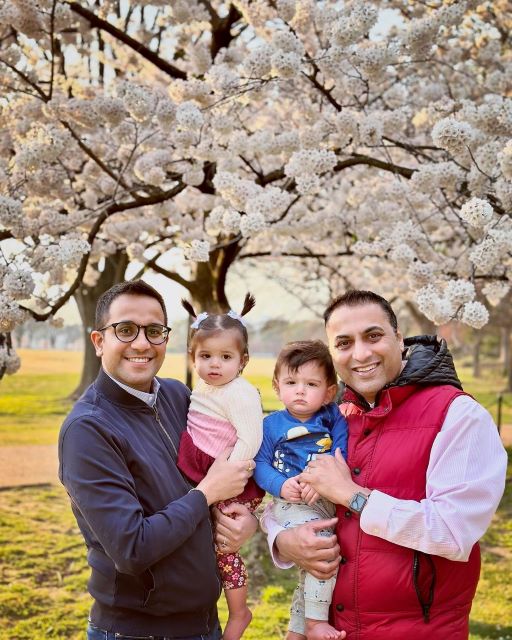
348,490,371,514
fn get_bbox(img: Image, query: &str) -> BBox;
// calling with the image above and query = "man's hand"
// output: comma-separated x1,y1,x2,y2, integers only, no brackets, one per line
280,477,302,502
276,519,340,580
212,502,258,554
196,449,253,506
298,449,360,507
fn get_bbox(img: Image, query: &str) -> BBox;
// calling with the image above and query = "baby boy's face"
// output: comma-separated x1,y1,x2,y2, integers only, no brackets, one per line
275,361,337,423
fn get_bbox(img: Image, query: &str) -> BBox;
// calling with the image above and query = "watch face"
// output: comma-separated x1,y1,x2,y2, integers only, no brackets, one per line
350,492,367,512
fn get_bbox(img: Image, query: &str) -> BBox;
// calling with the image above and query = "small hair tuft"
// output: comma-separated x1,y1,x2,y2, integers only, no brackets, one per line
240,293,256,317
181,298,197,319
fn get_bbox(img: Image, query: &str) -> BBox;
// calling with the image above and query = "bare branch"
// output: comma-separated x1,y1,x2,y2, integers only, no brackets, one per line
67,2,187,80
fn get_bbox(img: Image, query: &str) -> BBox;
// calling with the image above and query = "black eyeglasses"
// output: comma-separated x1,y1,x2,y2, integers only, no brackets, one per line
98,321,171,345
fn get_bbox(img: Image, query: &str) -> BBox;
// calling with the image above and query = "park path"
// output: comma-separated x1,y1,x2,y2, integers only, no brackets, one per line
0,425,511,488
0,444,58,488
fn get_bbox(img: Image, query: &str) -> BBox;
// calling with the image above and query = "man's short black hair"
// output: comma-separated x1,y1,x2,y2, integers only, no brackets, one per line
95,280,168,328
323,290,398,333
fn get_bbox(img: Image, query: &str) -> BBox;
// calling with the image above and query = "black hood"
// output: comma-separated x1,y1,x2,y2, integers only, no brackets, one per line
392,335,462,390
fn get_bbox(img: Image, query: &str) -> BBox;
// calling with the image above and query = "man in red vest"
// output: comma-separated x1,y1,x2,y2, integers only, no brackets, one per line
269,290,507,640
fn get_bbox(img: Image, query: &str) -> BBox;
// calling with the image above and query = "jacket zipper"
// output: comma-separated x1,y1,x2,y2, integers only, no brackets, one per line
152,404,178,457
151,404,221,614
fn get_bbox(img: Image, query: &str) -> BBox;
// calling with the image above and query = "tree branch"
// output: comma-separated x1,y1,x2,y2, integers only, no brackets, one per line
19,182,187,321
240,250,354,259
260,154,415,186
67,2,187,79
144,257,191,290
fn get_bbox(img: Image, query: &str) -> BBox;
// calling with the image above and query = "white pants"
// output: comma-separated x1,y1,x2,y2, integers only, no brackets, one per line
272,498,338,635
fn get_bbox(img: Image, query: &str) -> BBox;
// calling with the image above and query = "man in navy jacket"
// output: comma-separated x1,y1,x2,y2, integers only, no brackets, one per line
59,280,256,640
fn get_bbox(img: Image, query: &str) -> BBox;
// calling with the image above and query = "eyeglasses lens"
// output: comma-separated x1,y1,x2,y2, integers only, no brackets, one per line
114,322,139,342
114,322,167,344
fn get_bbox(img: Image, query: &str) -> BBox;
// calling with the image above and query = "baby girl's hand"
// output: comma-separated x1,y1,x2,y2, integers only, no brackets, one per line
280,477,302,502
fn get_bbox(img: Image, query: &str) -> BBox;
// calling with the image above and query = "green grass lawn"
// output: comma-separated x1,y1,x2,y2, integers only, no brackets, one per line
0,350,511,638
0,350,510,447
0,450,510,639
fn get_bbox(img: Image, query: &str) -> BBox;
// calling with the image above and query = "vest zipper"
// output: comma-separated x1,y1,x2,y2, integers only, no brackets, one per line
152,404,178,456
413,550,436,623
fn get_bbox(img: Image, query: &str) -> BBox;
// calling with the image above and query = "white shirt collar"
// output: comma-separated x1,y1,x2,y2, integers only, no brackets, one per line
104,370,160,407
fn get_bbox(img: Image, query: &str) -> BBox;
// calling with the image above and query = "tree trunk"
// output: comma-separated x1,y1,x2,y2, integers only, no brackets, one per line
500,326,510,377
70,252,129,399
472,331,482,379
507,330,512,392
404,301,437,336
0,332,12,381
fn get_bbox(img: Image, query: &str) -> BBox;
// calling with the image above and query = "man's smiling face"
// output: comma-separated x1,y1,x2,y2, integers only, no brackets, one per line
326,303,404,405
91,293,167,392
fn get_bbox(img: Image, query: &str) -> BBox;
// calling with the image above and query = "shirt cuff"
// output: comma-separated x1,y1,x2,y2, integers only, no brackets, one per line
360,489,396,538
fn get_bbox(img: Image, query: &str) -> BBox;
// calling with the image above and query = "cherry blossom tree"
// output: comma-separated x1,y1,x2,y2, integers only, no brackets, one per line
0,0,511,382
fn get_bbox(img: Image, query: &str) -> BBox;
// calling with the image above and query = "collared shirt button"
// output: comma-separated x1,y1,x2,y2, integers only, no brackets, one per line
353,467,361,475
336,603,344,612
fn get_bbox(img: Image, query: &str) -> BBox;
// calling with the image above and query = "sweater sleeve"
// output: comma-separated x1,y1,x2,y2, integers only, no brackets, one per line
224,378,264,461
329,404,349,460
254,414,288,497
59,416,211,576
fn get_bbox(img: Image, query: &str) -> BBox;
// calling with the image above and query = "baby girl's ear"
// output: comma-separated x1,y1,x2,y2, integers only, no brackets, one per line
239,353,249,372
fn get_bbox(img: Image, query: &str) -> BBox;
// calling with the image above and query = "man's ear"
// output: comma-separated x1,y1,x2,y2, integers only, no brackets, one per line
90,330,104,358
324,383,338,404
397,330,404,353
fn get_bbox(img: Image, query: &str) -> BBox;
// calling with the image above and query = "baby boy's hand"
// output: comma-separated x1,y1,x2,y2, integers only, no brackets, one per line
280,477,302,502
300,483,320,505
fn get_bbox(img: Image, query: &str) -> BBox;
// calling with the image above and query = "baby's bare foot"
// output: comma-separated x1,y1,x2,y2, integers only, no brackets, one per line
305,618,344,640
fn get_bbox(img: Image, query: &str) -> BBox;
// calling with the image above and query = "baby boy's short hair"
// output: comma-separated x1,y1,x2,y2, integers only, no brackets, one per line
273,340,338,388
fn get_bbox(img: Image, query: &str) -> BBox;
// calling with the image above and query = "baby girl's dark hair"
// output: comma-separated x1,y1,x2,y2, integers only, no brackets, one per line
273,340,338,388
182,293,256,358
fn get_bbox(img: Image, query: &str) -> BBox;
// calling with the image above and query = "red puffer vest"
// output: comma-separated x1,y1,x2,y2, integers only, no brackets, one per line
331,383,481,640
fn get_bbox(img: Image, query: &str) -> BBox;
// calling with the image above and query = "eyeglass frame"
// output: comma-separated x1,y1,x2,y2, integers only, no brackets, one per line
96,321,172,345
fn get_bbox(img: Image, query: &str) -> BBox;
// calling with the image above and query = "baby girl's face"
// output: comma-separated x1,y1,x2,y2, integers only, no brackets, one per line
193,329,246,387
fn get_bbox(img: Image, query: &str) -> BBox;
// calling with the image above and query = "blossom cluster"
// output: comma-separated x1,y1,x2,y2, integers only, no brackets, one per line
432,118,475,155
459,198,494,228
416,282,489,329
183,239,210,262
284,150,337,194
0,294,26,332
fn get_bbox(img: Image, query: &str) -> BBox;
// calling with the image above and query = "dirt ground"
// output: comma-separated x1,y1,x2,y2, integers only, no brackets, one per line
0,425,510,488
0,444,58,488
